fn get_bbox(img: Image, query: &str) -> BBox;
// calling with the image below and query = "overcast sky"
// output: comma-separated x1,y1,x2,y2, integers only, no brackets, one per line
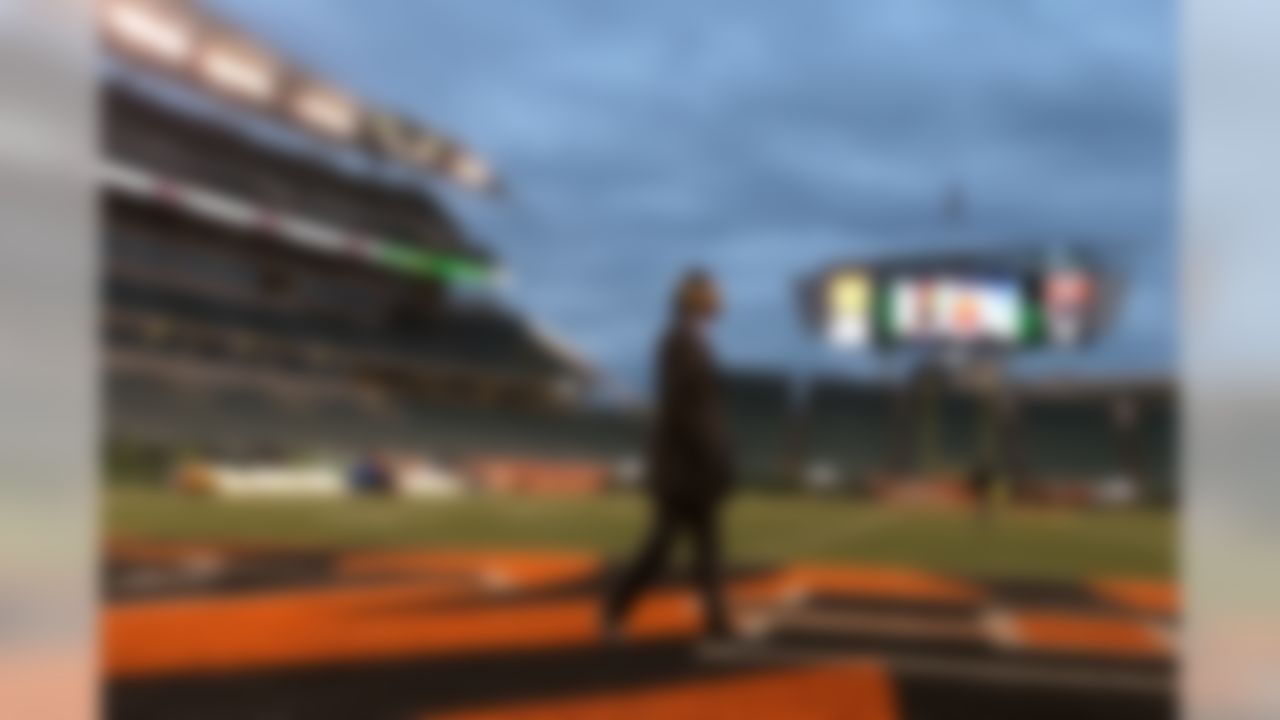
204,0,1176,392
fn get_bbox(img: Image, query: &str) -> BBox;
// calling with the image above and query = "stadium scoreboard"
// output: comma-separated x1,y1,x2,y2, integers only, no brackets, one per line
803,250,1104,352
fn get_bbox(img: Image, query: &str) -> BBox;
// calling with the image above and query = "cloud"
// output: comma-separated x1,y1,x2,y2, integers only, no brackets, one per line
204,0,1176,389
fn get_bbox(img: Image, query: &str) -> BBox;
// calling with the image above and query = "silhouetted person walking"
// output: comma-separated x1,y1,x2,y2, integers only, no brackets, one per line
603,269,733,641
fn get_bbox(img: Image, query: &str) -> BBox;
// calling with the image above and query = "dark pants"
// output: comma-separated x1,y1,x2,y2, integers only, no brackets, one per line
604,500,729,637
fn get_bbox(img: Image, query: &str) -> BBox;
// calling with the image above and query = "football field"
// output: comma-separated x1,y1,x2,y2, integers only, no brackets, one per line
107,487,1174,580
105,488,1176,718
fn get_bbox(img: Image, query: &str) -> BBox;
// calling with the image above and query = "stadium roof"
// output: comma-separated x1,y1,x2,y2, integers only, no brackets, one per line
102,83,498,286
97,0,500,192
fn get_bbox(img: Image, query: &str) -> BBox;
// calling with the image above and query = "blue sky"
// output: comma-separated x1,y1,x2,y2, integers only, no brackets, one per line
204,0,1176,391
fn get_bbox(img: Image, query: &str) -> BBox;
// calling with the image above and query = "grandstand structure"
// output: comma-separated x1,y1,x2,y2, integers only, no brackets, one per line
777,244,1179,505
93,0,664,494
103,81,604,463
716,369,1177,505
720,371,794,485
99,75,1177,503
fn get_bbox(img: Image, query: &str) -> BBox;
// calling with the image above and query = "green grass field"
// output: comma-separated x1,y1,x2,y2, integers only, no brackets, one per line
106,487,1175,580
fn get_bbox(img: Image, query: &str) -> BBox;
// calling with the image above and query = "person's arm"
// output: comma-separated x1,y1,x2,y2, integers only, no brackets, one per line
666,333,732,487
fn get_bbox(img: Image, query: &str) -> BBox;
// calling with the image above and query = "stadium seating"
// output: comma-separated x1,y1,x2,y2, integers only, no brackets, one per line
1136,394,1178,503
104,85,484,260
1019,397,1118,483
721,371,793,485
105,273,566,380
107,365,642,469
935,390,986,467
804,378,896,486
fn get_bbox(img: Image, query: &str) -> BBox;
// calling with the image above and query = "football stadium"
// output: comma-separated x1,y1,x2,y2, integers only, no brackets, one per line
99,1,1177,718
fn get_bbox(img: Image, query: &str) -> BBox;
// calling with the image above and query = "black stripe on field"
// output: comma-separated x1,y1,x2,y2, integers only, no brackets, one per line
895,670,1174,720
766,627,1175,673
106,552,781,608
106,568,457,605
696,642,1174,719
108,640,754,720
110,644,1174,720
981,577,1165,617
795,594,985,618
106,551,335,601
363,564,779,617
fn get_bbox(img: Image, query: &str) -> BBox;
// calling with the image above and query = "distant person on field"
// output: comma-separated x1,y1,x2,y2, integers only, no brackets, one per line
968,460,995,526
603,269,734,641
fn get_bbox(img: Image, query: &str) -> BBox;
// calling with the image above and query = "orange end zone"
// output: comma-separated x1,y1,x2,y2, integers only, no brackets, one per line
1090,578,1179,617
106,545,998,678
1010,611,1168,659
107,589,704,678
106,546,706,678
429,661,898,720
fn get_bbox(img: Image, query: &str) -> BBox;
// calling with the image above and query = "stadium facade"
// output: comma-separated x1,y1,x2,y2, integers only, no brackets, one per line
101,80,606,470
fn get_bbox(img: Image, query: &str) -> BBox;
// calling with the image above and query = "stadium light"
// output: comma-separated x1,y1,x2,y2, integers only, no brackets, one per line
197,41,278,104
100,1,500,196
292,85,359,139
449,150,496,192
367,111,413,158
102,0,195,65
365,111,499,193
409,133,448,167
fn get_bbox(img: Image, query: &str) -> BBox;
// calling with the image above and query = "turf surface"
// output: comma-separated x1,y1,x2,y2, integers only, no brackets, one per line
106,488,1174,580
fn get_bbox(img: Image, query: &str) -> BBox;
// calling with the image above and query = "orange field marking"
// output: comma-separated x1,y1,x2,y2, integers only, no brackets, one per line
106,548,703,678
106,546,979,681
1010,611,1168,658
107,588,701,678
429,661,898,720
1090,578,1179,616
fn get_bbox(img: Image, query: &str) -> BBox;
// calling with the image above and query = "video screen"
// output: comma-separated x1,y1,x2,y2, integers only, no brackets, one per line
1043,268,1098,347
886,274,1026,345
824,270,873,348
816,268,1042,350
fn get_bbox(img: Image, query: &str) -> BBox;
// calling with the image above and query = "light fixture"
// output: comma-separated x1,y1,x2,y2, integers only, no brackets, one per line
367,112,412,157
409,132,447,166
102,0,194,65
449,150,495,192
197,41,277,103
292,85,359,138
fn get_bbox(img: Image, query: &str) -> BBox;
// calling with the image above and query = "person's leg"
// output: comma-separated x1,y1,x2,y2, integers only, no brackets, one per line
603,504,675,629
689,502,731,638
